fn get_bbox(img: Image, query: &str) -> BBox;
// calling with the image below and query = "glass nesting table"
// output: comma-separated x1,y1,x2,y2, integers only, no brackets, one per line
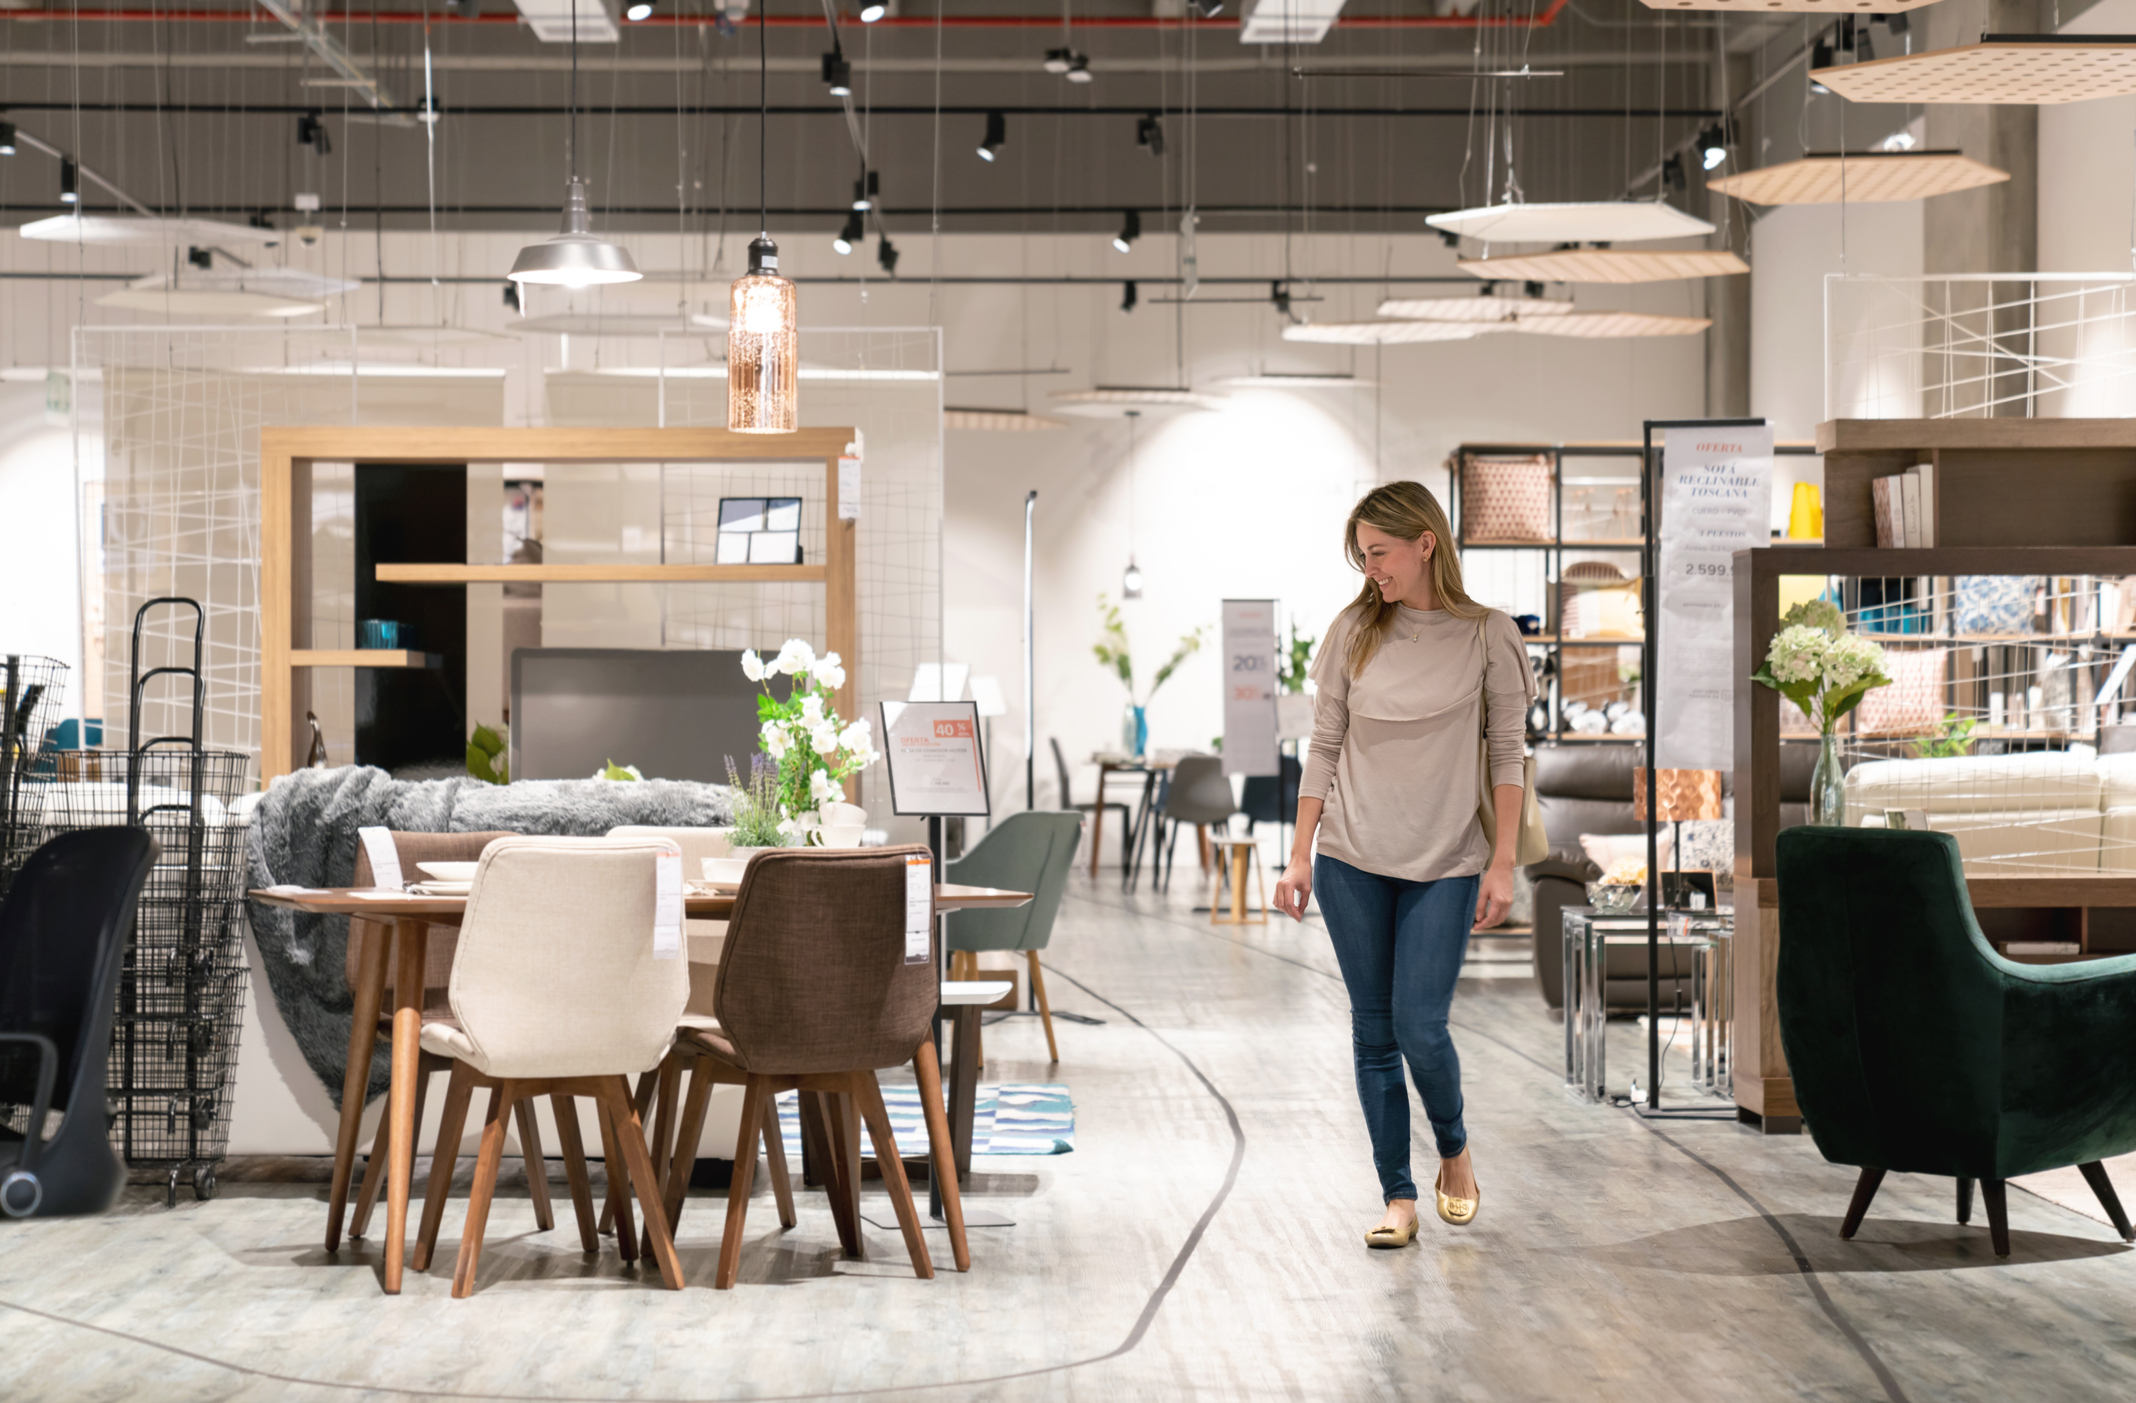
1562,905,1733,1105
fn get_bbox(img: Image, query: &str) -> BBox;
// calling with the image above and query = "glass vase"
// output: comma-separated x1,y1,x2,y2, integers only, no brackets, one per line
1811,732,1846,826
1121,703,1148,758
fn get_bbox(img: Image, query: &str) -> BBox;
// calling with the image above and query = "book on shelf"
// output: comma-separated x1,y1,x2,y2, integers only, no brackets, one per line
1873,474,1901,547
1899,469,1922,549
1872,464,1936,548
1914,461,1936,546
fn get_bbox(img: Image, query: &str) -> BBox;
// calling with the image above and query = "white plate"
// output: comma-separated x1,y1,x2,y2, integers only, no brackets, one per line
409,880,474,896
418,861,480,881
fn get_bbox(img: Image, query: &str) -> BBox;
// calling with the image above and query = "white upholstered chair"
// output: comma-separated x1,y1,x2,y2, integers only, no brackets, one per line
410,836,691,1297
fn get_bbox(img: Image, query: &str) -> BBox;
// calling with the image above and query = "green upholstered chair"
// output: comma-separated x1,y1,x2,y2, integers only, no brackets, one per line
943,811,1084,1064
1776,826,2136,1257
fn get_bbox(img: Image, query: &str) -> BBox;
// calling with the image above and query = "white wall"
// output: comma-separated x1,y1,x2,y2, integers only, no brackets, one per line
0,381,91,715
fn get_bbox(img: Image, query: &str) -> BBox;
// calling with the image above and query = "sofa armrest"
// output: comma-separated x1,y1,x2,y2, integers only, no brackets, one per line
1526,855,1599,886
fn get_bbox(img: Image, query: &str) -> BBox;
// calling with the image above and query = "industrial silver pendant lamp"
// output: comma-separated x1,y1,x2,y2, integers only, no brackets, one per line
728,0,799,432
508,0,641,290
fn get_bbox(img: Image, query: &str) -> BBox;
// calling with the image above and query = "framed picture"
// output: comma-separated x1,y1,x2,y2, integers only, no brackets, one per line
715,496,803,565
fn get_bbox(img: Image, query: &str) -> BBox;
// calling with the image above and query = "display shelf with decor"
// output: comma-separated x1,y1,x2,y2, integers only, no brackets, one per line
1453,441,1819,747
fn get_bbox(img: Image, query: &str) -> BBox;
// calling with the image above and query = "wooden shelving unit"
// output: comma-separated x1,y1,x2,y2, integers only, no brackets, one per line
290,649,442,670
374,563,828,585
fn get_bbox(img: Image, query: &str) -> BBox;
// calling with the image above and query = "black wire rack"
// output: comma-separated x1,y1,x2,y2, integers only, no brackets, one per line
1,654,71,901
21,601,254,1204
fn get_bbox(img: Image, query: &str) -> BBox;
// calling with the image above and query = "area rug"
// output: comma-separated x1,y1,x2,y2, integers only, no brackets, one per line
774,1083,1075,1158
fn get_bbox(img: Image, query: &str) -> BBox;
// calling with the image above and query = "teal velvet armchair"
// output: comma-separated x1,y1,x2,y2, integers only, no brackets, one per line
1776,826,2136,1256
944,812,1083,1063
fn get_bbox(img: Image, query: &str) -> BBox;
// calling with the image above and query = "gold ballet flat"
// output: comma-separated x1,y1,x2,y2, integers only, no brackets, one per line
1435,1169,1480,1227
1364,1217,1418,1250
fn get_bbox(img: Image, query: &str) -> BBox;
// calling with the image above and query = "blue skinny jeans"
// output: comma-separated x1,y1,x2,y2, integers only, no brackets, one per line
1314,853,1476,1203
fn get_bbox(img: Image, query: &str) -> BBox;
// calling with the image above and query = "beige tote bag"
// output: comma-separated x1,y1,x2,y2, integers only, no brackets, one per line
1474,617,1550,866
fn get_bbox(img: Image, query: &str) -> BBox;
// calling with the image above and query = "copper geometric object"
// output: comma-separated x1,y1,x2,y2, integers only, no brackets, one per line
1634,768,1725,824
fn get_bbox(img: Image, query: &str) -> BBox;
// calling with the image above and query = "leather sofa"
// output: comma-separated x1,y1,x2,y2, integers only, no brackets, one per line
1528,742,1816,1010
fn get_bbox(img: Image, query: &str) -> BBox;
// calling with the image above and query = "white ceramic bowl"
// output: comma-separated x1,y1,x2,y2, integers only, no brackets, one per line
702,856,750,886
417,861,480,882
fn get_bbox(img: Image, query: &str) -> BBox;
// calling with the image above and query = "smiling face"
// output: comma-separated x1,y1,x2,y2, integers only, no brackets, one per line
1354,520,1435,607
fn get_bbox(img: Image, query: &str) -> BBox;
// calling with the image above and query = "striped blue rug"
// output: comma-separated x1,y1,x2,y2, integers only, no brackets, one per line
773,1083,1074,1158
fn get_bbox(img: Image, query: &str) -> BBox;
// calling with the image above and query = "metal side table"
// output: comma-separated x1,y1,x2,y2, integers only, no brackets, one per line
1563,906,1732,1105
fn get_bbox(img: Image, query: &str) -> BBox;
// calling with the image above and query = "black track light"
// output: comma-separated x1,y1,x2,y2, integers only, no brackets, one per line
1810,37,1835,93
978,111,1006,162
59,157,78,205
503,280,521,313
852,171,879,211
1271,281,1291,316
1437,228,1461,250
297,111,331,156
833,210,864,256
822,48,853,98
1136,114,1165,158
0,121,15,156
1043,47,1072,75
624,0,654,19
1523,280,1546,299
1662,153,1687,194
1121,281,1138,313
1112,209,1140,254
878,237,900,276
1699,122,1729,172
1066,52,1093,84
187,247,214,271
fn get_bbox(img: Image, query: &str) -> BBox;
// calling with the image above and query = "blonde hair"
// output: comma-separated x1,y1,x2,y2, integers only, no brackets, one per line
1341,480,1486,678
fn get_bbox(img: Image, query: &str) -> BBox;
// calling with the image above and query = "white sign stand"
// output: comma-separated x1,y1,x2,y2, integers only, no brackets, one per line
1221,599,1280,778
1656,426,1774,771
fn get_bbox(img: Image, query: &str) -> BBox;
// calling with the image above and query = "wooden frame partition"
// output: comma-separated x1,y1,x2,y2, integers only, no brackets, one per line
259,426,858,782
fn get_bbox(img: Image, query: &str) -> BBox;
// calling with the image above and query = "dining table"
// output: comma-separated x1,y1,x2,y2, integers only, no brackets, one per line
251,879,1035,1295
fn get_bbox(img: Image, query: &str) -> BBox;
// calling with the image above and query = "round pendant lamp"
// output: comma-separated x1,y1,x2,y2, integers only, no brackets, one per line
729,2,799,433
507,0,640,291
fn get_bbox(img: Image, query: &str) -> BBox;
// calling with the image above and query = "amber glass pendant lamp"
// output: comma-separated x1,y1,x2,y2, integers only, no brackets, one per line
729,4,799,433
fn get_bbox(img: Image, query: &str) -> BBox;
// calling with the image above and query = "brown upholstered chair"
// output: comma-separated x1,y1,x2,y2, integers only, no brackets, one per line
660,847,969,1289
343,830,585,1242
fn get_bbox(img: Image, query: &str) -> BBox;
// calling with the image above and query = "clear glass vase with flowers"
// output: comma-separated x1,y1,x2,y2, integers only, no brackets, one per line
742,638,881,845
1749,600,1892,826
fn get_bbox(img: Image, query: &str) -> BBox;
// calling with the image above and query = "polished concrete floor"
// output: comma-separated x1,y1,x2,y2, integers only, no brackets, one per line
5,870,2136,1402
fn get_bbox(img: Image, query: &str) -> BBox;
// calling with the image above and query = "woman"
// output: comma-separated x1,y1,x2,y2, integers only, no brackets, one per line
1273,480,1533,1250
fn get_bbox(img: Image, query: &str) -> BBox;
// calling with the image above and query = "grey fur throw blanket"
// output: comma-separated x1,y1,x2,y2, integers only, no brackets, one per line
244,765,733,1106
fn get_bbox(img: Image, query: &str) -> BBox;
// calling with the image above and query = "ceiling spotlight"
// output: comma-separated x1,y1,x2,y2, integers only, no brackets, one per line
59,157,78,205
503,280,521,313
852,171,878,211
1136,113,1164,158
1436,228,1460,250
1270,281,1291,316
833,210,863,255
859,0,888,18
1121,281,1138,313
187,246,214,271
443,0,481,15
879,237,899,276
297,111,331,156
1662,154,1687,194
1066,52,1093,84
624,0,654,18
1809,38,1834,93
977,111,1006,163
0,122,16,157
1122,559,1144,597
822,48,853,97
1112,209,1140,254
1699,123,1729,171
1043,47,1071,75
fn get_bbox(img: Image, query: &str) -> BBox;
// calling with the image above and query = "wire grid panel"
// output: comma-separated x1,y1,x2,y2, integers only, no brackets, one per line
79,327,361,779
657,328,944,822
1826,274,2136,421
1811,572,2136,874
1,655,72,896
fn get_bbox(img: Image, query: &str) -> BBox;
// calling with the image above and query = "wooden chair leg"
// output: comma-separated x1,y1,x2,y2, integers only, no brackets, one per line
761,1092,797,1230
599,1068,658,1235
663,1056,717,1237
595,1094,640,1266
1981,1178,2011,1257
450,1081,515,1299
1027,950,1060,1064
1839,1166,1886,1240
716,1076,768,1290
639,1054,685,1260
550,1094,599,1252
513,1099,554,1232
1956,1176,1975,1226
413,1061,476,1273
799,1090,862,1256
854,1071,933,1280
2078,1162,2136,1242
913,1037,970,1272
601,1077,684,1290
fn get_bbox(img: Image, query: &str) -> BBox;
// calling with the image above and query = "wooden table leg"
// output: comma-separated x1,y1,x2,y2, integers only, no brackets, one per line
948,1006,980,1181
382,918,428,1295
326,918,389,1252
1088,766,1108,877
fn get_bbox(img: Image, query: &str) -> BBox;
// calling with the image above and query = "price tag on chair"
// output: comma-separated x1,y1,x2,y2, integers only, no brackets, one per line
905,853,932,965
357,826,403,891
653,849,683,959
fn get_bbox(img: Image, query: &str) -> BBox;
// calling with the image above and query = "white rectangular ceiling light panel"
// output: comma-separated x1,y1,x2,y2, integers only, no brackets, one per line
1813,37,2136,105
1426,200,1716,244
513,0,620,43
1240,0,1347,44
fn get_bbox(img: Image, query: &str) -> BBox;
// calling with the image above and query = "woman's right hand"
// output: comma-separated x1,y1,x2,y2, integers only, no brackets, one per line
1273,858,1313,922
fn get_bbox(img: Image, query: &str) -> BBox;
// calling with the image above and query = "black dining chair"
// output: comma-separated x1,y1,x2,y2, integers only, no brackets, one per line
0,827,159,1218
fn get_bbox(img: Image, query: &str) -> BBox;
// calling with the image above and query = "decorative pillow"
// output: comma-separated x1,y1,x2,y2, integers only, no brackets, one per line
1461,453,1553,543
1856,647,1948,738
1579,831,1674,874
1954,576,2039,636
1675,819,1734,874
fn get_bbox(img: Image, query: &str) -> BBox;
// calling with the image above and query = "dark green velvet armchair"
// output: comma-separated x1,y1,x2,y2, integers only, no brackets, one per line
1776,826,2136,1256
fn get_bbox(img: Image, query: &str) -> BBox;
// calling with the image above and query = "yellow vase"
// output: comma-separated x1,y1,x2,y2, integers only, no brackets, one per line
1788,481,1824,541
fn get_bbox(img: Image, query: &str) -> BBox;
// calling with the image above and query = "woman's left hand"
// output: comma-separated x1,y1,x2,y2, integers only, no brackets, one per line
1475,861,1514,930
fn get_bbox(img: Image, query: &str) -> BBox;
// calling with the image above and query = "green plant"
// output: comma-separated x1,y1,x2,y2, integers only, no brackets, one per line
596,759,642,781
1092,593,1205,705
1913,711,1978,759
725,755,788,848
1280,622,1316,696
465,723,508,785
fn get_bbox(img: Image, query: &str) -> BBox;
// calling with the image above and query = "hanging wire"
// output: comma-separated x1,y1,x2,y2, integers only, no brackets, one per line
758,0,767,236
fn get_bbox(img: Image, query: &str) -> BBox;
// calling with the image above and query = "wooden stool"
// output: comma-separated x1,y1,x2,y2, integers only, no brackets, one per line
1209,838,1268,926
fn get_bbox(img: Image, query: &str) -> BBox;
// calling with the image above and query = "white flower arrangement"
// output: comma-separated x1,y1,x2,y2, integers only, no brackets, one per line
1751,601,1893,735
742,638,878,843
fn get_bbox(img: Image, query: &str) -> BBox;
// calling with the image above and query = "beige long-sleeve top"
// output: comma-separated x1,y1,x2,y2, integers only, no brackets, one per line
1300,603,1535,882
